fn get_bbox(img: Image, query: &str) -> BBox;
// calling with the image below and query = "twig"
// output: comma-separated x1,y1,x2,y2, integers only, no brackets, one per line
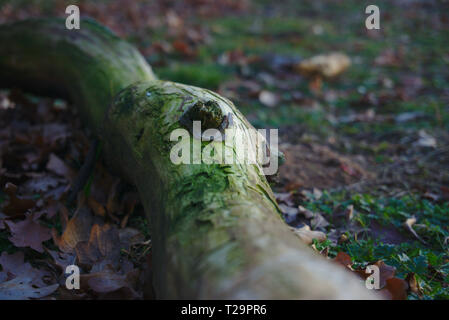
66,139,101,206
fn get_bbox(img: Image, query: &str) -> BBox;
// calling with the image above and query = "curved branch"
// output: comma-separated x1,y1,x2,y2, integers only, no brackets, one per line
0,18,377,299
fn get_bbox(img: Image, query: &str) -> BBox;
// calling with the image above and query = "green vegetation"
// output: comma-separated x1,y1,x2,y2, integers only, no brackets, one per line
306,191,449,299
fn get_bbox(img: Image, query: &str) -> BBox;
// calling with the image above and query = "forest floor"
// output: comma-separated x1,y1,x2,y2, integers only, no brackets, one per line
0,0,448,299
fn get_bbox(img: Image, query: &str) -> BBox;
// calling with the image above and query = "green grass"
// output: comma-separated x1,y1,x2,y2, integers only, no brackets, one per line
157,63,232,90
303,191,449,299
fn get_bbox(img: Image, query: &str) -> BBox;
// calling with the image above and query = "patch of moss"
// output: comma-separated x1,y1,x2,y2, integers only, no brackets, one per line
157,63,232,90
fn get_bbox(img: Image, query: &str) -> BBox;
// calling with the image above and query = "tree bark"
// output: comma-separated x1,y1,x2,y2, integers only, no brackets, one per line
0,18,378,299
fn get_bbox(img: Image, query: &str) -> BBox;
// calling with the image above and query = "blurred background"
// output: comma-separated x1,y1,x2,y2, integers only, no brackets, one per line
0,0,448,299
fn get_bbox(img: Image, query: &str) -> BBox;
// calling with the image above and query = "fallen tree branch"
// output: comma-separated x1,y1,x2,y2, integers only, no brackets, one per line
0,18,377,299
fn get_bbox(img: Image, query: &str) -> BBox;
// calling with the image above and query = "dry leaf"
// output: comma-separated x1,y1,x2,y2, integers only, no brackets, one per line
52,208,93,253
75,224,121,269
406,273,422,297
118,227,145,249
310,212,329,229
296,52,351,78
88,196,106,217
1,182,35,217
334,252,352,268
291,225,326,245
279,204,299,224
404,217,427,244
344,205,354,221
46,153,74,180
259,90,280,108
0,251,53,288
380,278,409,300
374,260,396,288
0,277,58,300
46,249,76,271
6,214,51,253
298,205,314,219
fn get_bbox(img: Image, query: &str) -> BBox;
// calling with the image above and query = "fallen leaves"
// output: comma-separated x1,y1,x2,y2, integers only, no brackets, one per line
291,225,326,245
5,214,51,252
76,224,121,270
46,153,75,180
296,52,351,78
0,90,150,300
259,90,280,108
383,278,409,300
52,208,93,253
334,252,352,268
0,252,58,300
414,130,437,148
0,277,58,300
332,252,411,300
1,183,35,217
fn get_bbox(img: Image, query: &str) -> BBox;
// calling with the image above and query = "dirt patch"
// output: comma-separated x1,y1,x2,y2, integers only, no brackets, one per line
368,220,411,245
278,142,374,190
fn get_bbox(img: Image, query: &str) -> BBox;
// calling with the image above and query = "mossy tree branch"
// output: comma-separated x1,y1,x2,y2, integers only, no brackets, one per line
0,18,377,299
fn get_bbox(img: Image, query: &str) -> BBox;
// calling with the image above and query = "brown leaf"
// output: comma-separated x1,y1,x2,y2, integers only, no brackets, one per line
310,212,329,229
118,227,145,249
172,40,194,56
6,214,51,253
46,249,76,271
334,252,353,268
406,273,422,297
86,272,128,293
381,278,409,300
374,260,396,288
0,277,58,300
291,225,326,245
297,52,351,78
46,153,74,180
52,208,93,253
0,251,52,287
21,174,61,194
88,196,106,217
75,224,121,269
81,269,141,299
1,182,35,217
0,251,33,278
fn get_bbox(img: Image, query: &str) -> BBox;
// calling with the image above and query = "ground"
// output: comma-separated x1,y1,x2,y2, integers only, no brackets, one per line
0,0,448,299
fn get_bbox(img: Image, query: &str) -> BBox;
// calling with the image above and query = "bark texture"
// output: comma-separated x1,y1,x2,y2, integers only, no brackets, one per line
0,18,378,299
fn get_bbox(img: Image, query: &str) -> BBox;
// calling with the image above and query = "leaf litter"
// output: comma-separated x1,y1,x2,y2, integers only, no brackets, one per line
0,90,151,299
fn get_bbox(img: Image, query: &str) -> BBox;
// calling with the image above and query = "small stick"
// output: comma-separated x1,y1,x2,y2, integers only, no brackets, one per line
66,139,101,206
